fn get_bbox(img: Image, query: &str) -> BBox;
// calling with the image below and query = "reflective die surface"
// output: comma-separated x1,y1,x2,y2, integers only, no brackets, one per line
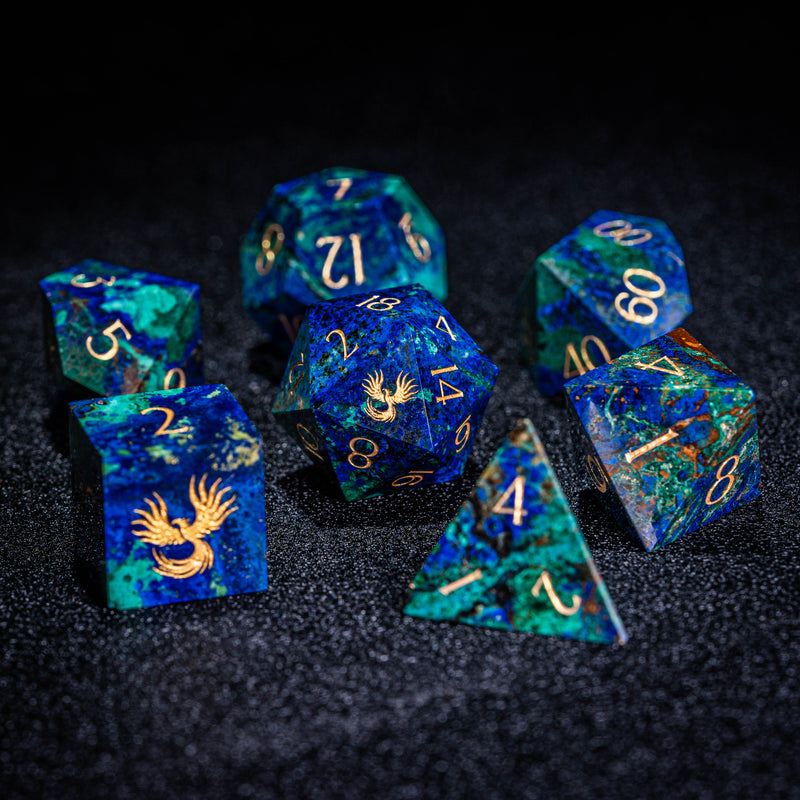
41,259,203,397
272,285,497,501
240,166,447,351
518,210,692,395
565,328,760,551
69,384,268,609
404,418,627,644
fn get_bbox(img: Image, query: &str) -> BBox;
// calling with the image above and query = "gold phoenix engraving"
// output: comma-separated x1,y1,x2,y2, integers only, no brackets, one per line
362,370,419,422
531,570,581,616
439,569,483,596
131,474,238,579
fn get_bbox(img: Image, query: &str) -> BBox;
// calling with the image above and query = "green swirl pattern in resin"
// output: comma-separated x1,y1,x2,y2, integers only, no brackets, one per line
404,418,627,644
40,259,203,398
565,328,761,551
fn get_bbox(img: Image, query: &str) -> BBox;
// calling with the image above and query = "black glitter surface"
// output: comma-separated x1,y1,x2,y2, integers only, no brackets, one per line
1,16,798,800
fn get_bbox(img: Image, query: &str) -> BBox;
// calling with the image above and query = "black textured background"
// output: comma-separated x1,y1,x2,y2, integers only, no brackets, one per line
2,14,798,800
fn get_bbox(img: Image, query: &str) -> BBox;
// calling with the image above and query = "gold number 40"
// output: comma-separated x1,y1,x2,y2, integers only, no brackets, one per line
563,335,611,379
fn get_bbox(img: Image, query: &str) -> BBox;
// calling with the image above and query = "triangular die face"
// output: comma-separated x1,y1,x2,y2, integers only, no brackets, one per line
404,418,627,644
304,302,436,451
567,328,747,395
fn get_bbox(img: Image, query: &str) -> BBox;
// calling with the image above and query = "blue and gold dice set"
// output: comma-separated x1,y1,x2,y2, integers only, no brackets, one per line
40,168,760,643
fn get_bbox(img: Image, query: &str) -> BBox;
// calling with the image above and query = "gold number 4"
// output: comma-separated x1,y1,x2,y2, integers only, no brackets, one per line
431,365,463,404
491,475,528,526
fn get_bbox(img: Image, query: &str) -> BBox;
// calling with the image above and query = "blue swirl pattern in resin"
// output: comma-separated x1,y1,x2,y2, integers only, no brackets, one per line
272,285,497,501
69,385,267,609
40,259,203,397
404,419,627,644
518,210,692,395
565,328,761,551
240,167,448,352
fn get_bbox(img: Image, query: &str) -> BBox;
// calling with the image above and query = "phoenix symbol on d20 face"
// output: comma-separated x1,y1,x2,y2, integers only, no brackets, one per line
130,474,238,579
361,369,419,422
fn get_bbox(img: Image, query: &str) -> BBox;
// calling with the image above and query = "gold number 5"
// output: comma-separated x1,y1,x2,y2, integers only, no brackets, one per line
85,319,132,361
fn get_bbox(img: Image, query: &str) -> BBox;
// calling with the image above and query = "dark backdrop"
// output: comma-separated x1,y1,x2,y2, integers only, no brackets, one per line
2,13,798,800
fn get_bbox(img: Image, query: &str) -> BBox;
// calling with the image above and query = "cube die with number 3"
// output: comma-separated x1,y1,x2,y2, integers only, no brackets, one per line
565,328,760,551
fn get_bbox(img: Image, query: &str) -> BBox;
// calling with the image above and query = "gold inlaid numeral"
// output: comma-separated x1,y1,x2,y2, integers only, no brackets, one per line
347,437,379,469
614,267,666,325
326,328,358,360
163,368,186,390
255,222,284,276
438,569,483,596
531,570,581,616
85,319,132,361
296,424,325,461
624,428,679,464
431,365,463,404
140,406,191,436
70,273,116,288
586,454,609,493
317,234,365,289
491,475,528,526
593,219,653,247
705,455,740,506
287,352,305,397
435,315,457,341
634,354,685,377
326,177,352,199
391,470,434,487
399,212,431,263
355,295,401,311
454,415,472,453
563,335,611,379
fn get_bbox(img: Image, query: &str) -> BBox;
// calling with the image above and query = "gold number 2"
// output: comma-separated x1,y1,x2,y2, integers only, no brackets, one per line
140,407,190,436
531,570,581,616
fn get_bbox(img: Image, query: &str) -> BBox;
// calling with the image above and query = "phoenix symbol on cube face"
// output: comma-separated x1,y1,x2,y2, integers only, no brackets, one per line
130,474,238,579
361,369,419,422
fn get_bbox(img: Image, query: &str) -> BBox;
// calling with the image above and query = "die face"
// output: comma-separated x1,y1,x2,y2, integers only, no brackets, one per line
69,384,267,608
240,167,447,352
40,259,203,397
566,328,761,551
518,210,692,395
404,419,627,644
272,285,498,501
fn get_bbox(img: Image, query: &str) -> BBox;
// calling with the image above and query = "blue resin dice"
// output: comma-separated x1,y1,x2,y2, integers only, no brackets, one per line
272,285,498,501
518,210,692,395
405,418,628,644
240,166,447,351
565,328,760,551
41,259,203,397
69,384,268,608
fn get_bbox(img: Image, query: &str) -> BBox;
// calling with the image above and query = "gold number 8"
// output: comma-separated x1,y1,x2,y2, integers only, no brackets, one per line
255,223,285,276
348,437,379,469
705,455,740,506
